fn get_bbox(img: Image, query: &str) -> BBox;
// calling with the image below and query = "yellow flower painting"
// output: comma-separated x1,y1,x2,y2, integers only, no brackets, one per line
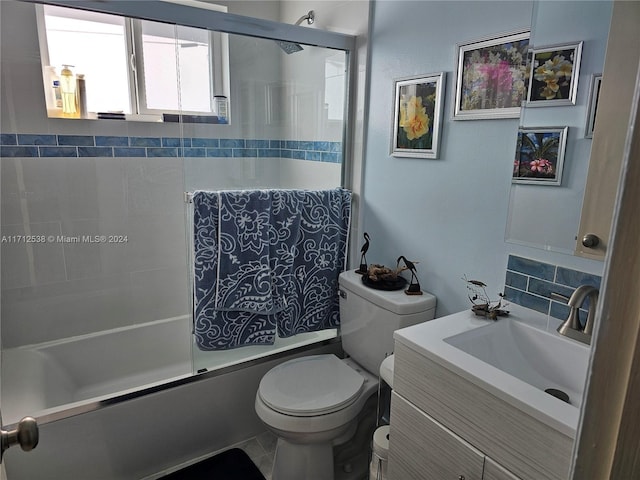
392,73,445,159
401,95,430,140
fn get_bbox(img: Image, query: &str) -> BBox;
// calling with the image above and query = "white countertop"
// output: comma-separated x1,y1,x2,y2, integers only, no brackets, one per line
393,304,589,438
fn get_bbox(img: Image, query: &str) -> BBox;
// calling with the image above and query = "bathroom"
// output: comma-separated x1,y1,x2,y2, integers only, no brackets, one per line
1,0,639,479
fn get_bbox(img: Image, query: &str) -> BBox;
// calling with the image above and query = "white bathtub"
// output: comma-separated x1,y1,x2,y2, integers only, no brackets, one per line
1,316,193,424
1,316,338,426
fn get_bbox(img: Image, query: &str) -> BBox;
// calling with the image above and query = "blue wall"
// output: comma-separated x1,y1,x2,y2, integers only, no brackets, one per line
362,1,606,317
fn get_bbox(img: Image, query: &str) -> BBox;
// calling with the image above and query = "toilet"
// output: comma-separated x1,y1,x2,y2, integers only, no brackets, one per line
255,269,437,480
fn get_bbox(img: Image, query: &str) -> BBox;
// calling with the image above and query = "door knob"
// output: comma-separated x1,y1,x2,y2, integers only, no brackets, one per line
1,416,39,462
582,233,600,248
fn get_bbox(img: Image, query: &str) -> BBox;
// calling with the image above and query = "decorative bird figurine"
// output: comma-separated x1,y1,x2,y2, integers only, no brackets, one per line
355,232,371,275
397,255,423,295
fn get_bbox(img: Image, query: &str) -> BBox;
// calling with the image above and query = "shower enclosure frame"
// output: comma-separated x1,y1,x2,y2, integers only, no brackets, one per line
25,0,357,184
6,0,358,427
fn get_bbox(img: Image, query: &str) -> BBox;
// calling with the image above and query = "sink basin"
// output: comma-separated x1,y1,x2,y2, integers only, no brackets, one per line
394,304,592,435
444,318,590,408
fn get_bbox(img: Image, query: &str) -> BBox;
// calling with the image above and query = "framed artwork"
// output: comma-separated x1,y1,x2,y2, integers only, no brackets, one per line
585,74,602,138
453,30,530,120
391,72,445,159
527,42,583,106
513,127,568,186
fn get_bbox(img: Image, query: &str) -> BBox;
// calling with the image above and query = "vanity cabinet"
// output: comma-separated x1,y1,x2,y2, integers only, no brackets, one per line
389,392,485,479
388,342,572,480
390,392,520,480
576,1,640,259
483,458,521,480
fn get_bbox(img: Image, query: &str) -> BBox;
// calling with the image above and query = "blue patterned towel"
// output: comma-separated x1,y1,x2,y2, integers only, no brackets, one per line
193,188,351,350
215,190,303,314
277,188,352,337
193,191,277,350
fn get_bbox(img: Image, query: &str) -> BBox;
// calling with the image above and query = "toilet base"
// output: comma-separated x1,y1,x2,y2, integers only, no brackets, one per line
270,395,378,480
272,438,334,480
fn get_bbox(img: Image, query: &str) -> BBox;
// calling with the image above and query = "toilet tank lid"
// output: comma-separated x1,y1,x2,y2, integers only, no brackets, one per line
339,269,436,315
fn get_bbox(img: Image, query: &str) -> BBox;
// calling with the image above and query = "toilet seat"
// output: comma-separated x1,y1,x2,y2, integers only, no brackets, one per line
258,355,365,417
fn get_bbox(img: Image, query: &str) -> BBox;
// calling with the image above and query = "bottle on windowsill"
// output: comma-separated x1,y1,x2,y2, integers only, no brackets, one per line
46,66,63,114
214,95,228,124
76,74,87,119
60,65,78,118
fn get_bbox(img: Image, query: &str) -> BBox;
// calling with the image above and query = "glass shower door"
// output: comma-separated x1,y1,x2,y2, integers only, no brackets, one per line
0,1,193,427
180,27,349,372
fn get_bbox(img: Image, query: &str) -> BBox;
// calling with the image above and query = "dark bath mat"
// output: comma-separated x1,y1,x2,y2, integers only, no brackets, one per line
161,448,266,480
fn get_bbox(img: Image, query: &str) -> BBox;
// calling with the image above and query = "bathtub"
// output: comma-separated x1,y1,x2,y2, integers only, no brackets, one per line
1,315,338,426
3,323,341,480
1,316,193,425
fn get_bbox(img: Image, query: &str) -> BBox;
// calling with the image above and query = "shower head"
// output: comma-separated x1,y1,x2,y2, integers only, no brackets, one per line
276,10,315,54
276,41,304,54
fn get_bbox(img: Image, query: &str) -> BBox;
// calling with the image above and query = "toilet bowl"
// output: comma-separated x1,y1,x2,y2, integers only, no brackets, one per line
255,269,437,480
255,355,378,479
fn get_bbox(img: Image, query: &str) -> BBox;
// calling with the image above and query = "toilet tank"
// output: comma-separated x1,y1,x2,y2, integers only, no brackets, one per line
338,269,436,375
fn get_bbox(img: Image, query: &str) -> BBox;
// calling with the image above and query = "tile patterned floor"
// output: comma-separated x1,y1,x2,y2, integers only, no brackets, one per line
235,431,277,480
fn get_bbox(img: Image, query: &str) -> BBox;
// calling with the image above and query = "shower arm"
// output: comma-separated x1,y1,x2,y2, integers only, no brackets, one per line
294,10,315,26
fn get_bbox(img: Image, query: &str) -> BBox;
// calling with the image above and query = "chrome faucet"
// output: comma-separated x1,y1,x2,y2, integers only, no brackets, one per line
556,285,599,344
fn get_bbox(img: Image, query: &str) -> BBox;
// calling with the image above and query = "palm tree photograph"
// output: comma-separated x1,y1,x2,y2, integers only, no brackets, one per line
512,127,568,185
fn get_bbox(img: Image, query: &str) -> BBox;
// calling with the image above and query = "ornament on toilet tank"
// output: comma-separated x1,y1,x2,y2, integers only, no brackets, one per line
359,254,423,296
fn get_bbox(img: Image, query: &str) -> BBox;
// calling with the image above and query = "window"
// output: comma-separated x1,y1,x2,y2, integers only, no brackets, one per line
37,3,229,120
134,20,213,114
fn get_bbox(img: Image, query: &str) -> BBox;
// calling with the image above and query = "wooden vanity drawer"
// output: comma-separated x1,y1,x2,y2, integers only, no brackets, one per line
484,457,522,480
389,392,485,480
393,341,572,480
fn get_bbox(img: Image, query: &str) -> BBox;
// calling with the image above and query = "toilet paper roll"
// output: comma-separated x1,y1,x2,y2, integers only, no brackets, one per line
372,425,390,460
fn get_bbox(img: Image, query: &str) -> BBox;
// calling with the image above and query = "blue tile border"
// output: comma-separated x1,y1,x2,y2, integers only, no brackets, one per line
504,254,602,320
0,146,38,157
17,134,57,145
130,136,161,147
147,147,178,157
0,132,342,162
191,138,219,148
113,147,146,157
39,146,77,157
220,139,245,148
78,146,113,157
1,133,17,145
96,136,129,147
245,139,269,148
58,135,94,146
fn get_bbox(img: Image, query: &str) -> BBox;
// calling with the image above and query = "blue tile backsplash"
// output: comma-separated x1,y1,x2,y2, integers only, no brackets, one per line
0,132,343,163
505,255,602,320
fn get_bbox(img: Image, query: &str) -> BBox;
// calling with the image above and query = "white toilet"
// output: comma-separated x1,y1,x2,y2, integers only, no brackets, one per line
255,269,437,480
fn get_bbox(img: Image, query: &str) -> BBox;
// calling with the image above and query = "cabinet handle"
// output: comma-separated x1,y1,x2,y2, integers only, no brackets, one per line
582,233,600,248
458,476,465,480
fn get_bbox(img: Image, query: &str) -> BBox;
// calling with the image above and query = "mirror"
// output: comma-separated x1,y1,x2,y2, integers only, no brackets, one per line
505,0,613,255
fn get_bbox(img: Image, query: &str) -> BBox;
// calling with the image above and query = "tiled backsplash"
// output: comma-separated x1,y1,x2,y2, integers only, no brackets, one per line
504,255,602,320
0,133,343,163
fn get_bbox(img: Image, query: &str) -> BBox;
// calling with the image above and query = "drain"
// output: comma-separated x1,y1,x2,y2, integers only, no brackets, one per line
545,388,571,404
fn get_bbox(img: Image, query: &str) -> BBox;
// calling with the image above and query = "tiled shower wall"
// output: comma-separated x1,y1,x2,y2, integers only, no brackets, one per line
1,135,342,349
0,133,342,162
504,254,602,321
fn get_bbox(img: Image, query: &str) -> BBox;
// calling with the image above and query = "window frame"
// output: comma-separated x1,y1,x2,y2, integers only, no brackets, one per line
35,3,229,120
